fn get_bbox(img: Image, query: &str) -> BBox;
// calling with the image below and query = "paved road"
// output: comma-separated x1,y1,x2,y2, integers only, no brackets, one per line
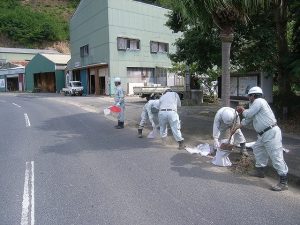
45,93,300,181
1,93,300,225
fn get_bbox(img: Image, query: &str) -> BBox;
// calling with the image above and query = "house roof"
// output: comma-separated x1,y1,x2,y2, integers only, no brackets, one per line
41,53,71,65
0,61,25,69
0,47,59,54
10,61,29,67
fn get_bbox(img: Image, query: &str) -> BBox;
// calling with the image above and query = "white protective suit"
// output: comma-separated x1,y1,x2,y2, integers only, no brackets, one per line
241,98,288,176
139,99,159,129
213,107,246,149
114,85,125,122
158,91,184,142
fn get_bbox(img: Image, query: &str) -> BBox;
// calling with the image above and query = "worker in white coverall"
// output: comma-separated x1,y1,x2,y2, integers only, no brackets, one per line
213,107,249,156
234,86,288,191
158,89,185,149
114,77,125,129
138,94,160,138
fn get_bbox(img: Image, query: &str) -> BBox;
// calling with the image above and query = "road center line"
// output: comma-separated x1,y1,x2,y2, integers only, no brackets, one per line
24,113,31,127
13,103,22,108
21,161,35,225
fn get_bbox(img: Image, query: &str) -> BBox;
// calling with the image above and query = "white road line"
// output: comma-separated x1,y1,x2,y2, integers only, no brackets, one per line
24,113,31,127
30,161,35,225
13,103,22,108
21,161,35,225
21,163,30,225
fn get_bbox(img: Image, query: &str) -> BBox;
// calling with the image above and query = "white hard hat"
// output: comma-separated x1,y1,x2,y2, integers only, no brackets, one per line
221,108,235,125
114,77,121,82
248,86,263,95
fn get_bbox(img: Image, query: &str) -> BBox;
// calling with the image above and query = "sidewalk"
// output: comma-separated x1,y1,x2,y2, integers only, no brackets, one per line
46,94,300,186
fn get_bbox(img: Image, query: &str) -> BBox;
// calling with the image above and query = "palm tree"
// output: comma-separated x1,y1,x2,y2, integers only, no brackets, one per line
160,0,273,106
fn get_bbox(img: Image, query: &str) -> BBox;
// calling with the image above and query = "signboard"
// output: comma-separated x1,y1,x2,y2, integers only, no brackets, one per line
230,74,259,97
238,76,257,96
0,79,5,88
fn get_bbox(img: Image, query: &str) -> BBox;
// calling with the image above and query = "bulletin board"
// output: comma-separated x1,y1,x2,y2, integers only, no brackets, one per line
230,73,260,98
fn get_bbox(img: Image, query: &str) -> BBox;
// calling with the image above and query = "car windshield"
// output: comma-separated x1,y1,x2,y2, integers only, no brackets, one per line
72,82,82,87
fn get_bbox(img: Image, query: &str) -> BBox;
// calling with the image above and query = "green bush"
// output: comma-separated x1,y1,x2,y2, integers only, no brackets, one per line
0,0,70,47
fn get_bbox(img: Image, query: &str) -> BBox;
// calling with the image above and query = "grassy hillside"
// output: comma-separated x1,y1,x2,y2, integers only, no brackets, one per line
0,0,80,53
0,0,159,52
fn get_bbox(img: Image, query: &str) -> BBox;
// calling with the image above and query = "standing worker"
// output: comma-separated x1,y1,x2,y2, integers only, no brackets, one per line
158,89,185,149
137,93,160,138
213,107,248,156
234,86,288,191
114,77,125,129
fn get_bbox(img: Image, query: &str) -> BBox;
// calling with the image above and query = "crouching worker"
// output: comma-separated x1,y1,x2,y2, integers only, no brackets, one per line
158,88,185,150
213,107,248,156
138,93,160,138
234,86,288,191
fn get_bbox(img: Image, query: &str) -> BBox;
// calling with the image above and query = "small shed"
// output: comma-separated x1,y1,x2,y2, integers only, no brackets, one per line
25,53,70,93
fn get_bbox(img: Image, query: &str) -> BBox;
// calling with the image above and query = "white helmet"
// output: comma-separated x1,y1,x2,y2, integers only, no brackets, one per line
221,108,235,125
114,77,121,82
248,86,263,95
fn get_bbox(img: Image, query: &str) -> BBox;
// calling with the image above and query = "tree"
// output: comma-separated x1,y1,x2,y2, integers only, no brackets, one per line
288,0,300,92
169,27,221,72
159,0,273,106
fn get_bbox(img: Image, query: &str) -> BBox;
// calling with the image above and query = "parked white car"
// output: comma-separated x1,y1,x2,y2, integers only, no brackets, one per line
62,81,83,96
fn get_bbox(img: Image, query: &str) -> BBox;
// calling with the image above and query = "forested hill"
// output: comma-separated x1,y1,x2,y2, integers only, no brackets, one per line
0,0,81,53
0,0,161,53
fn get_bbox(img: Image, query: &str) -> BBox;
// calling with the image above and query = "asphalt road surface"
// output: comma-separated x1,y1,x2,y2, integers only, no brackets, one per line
1,94,299,225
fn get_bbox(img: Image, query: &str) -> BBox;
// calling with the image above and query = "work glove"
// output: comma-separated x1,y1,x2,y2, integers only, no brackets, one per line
236,106,245,114
213,138,220,149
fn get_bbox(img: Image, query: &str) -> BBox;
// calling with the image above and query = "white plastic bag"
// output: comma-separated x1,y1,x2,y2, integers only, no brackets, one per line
147,128,159,139
185,143,211,156
212,149,232,167
103,108,110,116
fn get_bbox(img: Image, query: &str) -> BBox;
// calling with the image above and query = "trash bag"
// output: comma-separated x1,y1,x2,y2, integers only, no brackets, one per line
147,128,159,139
212,149,232,167
185,143,211,156
103,108,110,116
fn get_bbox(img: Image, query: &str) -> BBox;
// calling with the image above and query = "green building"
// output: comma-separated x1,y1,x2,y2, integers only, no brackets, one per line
67,0,181,96
25,53,70,93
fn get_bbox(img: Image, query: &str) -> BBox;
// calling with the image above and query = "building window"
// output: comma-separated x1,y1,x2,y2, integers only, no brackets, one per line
0,59,6,68
80,45,89,57
150,41,169,53
117,37,140,51
127,67,155,83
